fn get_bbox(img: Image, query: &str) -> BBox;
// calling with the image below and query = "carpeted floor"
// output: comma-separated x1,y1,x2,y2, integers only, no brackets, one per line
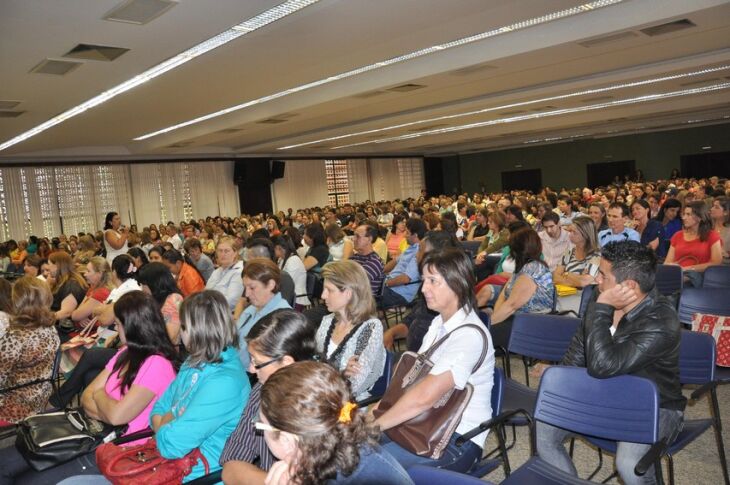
479,355,730,484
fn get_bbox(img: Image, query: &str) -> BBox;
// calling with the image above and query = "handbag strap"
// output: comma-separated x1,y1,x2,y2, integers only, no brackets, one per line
422,323,488,374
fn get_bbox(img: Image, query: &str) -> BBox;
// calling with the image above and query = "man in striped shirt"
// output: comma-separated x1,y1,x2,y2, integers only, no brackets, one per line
350,223,385,297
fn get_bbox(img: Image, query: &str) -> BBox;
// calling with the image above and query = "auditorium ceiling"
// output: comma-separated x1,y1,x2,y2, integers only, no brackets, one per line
1,0,729,162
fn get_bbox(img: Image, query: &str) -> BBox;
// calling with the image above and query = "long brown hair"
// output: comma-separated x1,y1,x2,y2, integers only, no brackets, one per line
49,251,87,294
260,361,379,485
11,276,54,328
686,200,714,242
509,227,546,273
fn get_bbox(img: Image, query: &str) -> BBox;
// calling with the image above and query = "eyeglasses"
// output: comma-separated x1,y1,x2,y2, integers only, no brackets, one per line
251,356,281,370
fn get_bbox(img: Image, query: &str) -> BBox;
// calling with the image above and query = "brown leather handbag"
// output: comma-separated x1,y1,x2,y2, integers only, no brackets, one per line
373,323,488,459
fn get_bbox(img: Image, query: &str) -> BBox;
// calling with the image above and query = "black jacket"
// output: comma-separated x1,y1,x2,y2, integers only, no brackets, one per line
562,288,686,411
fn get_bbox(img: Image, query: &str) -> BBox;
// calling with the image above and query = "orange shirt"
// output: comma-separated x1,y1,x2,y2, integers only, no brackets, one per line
177,262,205,297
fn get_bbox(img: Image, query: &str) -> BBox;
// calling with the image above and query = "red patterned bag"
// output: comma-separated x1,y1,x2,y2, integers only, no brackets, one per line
691,313,730,367
96,438,208,485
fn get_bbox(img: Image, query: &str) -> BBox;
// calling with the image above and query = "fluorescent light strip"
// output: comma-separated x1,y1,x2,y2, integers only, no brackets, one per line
329,82,730,149
278,64,730,149
133,0,624,141
0,0,320,152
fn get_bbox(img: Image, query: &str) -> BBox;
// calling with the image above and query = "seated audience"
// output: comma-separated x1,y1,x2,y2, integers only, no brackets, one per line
22,254,45,280
93,254,141,326
235,258,291,368
375,248,493,472
385,214,407,261
70,256,113,324
149,290,250,482
489,228,555,349
221,309,317,485
467,208,490,241
380,218,427,308
710,196,730,263
0,277,59,423
538,241,685,485
147,245,165,263
272,235,310,309
302,223,330,271
205,236,244,311
1,291,180,484
326,223,354,262
0,279,12,339
126,247,149,269
260,361,413,485
598,203,640,247
317,261,385,401
552,217,601,288
48,251,88,322
161,249,205,297
538,212,573,272
631,199,663,252
664,200,722,286
588,202,609,232
655,198,682,257
349,223,385,296
137,262,184,345
474,211,509,264
557,194,578,226
183,238,215,282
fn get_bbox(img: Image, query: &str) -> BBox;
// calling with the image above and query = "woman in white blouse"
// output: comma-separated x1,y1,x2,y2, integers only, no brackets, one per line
272,235,310,309
315,260,385,401
205,236,244,311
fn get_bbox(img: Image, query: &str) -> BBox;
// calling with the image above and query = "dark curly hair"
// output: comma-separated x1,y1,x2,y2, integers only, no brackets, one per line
260,361,379,485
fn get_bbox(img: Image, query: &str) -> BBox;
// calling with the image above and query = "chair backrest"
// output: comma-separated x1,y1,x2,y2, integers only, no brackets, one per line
369,350,394,397
508,313,580,362
535,366,659,444
702,265,730,289
491,367,504,417
460,240,481,259
478,310,491,329
408,464,486,485
679,330,716,385
655,264,683,296
678,288,730,325
577,284,597,318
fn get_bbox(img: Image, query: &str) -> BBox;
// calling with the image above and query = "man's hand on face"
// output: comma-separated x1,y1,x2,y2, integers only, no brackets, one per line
596,282,639,310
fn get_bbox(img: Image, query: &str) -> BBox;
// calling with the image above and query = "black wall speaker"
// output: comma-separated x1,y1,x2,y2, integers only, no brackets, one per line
271,160,286,179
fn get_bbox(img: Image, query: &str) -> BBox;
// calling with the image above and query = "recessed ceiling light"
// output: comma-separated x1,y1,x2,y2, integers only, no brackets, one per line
328,82,730,149
133,0,624,141
278,65,730,150
0,0,321,152
702,146,712,149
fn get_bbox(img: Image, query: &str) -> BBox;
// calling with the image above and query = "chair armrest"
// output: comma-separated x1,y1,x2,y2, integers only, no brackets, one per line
112,428,154,445
690,381,718,401
455,409,533,446
187,470,222,485
634,438,668,476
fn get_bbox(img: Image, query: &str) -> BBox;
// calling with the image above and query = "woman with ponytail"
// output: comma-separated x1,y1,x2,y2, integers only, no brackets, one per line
258,361,412,485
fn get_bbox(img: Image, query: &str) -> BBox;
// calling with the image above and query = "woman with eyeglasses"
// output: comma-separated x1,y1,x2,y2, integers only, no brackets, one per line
220,309,317,485
257,361,413,485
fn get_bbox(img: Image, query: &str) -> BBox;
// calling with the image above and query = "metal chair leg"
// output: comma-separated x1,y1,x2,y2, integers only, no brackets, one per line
711,389,730,485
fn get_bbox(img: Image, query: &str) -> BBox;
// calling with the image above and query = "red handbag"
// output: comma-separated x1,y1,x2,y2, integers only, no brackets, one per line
692,313,730,367
96,438,209,485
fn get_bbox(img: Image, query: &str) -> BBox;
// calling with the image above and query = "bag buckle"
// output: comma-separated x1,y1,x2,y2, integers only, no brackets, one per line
136,451,148,463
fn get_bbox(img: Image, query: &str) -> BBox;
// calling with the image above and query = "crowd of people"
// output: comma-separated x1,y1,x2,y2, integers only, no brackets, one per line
0,172,727,484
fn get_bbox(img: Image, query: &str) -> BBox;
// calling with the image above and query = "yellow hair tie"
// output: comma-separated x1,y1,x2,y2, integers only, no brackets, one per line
338,402,357,424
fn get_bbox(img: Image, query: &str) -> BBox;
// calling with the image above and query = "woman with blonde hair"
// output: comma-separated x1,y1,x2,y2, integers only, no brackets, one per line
48,251,88,321
316,260,385,401
552,216,601,288
0,277,59,423
259,361,412,485
70,256,114,324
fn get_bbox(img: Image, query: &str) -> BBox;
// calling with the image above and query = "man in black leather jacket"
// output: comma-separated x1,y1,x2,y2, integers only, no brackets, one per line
537,241,685,485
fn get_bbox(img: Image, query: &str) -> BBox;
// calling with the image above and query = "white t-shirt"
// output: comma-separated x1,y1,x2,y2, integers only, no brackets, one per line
281,255,310,306
418,307,495,445
104,229,129,264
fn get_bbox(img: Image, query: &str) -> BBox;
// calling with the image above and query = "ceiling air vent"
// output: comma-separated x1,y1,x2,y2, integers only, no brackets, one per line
217,128,244,134
64,44,129,62
0,100,21,110
103,0,178,25
0,111,25,118
166,141,193,148
640,19,695,37
352,90,389,99
387,83,427,93
450,63,497,76
30,59,83,75
578,31,638,48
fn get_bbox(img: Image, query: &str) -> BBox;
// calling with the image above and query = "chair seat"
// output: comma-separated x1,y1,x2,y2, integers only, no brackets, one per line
408,464,496,484
502,378,537,426
716,366,730,384
503,456,595,484
585,419,713,455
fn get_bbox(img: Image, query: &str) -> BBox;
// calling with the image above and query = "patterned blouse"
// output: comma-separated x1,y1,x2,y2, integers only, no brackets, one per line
504,260,554,314
0,325,60,422
560,248,601,277
316,314,386,401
